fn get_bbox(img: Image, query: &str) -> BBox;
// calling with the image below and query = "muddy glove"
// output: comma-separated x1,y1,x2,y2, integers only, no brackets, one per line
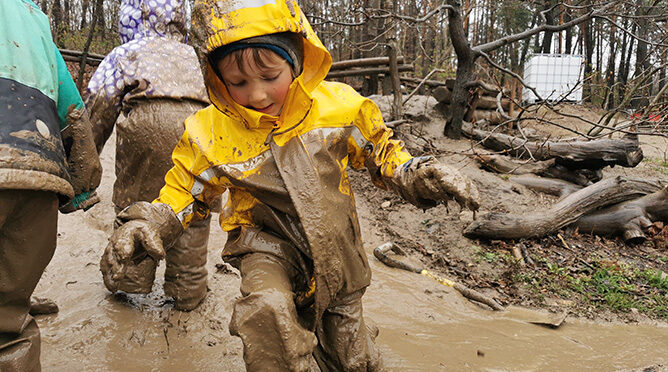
60,105,102,213
100,202,183,294
58,190,101,214
391,156,480,211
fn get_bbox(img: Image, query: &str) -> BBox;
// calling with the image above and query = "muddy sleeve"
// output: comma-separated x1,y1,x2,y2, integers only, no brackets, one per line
347,99,413,189
84,52,126,153
154,130,225,229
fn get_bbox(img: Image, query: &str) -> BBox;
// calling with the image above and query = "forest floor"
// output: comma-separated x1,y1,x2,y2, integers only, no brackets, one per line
370,95,668,323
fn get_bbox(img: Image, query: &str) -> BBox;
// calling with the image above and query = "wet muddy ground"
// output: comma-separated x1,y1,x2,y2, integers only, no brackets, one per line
33,99,668,370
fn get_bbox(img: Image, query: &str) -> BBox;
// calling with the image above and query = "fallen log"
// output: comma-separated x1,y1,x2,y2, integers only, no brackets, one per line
432,86,511,110
464,177,666,240
462,123,644,169
475,154,601,186
573,186,668,244
330,56,404,70
400,77,447,87
475,154,555,175
475,95,511,111
326,64,413,78
509,175,583,198
471,110,515,124
541,164,602,186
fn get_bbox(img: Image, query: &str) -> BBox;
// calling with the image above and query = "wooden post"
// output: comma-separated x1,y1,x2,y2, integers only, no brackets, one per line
387,38,403,119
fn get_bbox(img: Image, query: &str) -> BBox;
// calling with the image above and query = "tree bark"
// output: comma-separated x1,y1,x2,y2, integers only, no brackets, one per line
475,154,601,185
574,187,668,243
464,177,666,240
443,0,475,139
508,174,583,198
77,0,101,90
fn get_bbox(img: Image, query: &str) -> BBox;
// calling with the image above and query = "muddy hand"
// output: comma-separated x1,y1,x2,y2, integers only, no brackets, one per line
62,105,102,196
415,161,480,211
394,156,480,211
100,220,165,293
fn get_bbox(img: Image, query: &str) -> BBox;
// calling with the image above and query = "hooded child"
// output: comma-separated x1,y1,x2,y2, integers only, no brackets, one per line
87,0,213,311
0,0,102,370
101,0,480,370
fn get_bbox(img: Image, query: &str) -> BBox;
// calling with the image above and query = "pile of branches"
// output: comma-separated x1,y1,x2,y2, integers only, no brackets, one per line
462,123,667,245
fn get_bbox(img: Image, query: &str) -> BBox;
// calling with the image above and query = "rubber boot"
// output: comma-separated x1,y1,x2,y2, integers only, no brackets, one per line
164,216,211,311
0,317,41,372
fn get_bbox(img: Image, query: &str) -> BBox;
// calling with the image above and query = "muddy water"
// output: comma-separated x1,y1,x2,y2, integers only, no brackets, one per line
33,134,667,371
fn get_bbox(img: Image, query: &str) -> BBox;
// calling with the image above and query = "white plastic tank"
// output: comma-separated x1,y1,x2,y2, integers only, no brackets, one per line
522,54,584,104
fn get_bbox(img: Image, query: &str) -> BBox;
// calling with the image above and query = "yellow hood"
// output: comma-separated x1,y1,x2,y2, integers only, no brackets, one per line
191,0,331,130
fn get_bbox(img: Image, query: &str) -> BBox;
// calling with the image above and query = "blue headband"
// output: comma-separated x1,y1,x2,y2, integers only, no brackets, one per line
212,43,294,68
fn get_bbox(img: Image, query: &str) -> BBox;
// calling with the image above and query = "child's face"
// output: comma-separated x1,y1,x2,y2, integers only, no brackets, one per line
218,49,294,116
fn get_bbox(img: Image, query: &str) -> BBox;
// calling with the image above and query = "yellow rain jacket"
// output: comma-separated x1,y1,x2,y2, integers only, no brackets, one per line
156,0,413,320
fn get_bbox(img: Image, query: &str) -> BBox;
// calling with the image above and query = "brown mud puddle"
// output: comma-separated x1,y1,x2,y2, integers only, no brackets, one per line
32,131,668,371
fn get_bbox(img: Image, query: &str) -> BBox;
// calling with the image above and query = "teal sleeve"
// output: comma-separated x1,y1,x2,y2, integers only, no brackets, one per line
54,45,84,129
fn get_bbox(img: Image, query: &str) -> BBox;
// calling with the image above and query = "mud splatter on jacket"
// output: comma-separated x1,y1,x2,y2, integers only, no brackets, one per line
0,0,83,199
85,0,208,152
156,0,413,317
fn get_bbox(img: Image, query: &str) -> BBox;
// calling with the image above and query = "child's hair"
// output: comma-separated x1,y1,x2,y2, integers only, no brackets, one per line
209,32,304,81
217,47,297,79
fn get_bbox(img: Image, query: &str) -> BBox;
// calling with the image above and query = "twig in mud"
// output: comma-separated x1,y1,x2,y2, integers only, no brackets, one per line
556,234,595,270
373,242,504,311
519,243,535,265
163,327,170,353
511,245,525,266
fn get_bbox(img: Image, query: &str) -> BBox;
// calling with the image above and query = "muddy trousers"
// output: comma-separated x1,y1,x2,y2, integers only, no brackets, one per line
0,190,58,372
163,216,211,311
230,253,382,372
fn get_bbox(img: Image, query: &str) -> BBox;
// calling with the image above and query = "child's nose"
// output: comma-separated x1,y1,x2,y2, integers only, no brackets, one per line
249,88,268,105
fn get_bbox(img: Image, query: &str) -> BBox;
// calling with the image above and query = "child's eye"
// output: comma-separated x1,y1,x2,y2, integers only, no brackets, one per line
227,80,246,87
262,74,280,81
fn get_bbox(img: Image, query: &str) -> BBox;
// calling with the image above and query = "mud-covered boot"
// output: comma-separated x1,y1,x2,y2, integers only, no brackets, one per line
164,217,211,311
0,318,41,372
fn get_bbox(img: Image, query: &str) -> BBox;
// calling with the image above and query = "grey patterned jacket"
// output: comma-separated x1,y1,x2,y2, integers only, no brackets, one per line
85,0,208,153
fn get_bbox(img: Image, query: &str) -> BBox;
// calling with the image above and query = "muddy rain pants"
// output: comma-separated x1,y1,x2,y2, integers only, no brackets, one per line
113,99,211,311
230,253,382,372
0,190,58,372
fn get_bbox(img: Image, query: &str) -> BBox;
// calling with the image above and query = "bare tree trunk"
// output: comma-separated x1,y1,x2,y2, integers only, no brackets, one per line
77,0,102,91
96,0,106,39
52,0,62,45
81,0,90,29
582,1,594,102
604,19,617,109
443,0,475,139
63,0,71,33
541,0,556,53
564,0,573,54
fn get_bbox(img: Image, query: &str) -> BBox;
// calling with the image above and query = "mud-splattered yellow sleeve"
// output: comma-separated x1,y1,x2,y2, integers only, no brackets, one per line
154,129,224,228
348,99,413,189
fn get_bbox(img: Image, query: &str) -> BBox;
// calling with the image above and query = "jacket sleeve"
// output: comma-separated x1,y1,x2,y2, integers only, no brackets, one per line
347,98,413,189
84,51,125,153
154,128,225,228
54,45,85,129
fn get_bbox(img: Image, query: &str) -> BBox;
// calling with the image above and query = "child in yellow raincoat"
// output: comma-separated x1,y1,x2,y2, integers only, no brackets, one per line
100,1,480,370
